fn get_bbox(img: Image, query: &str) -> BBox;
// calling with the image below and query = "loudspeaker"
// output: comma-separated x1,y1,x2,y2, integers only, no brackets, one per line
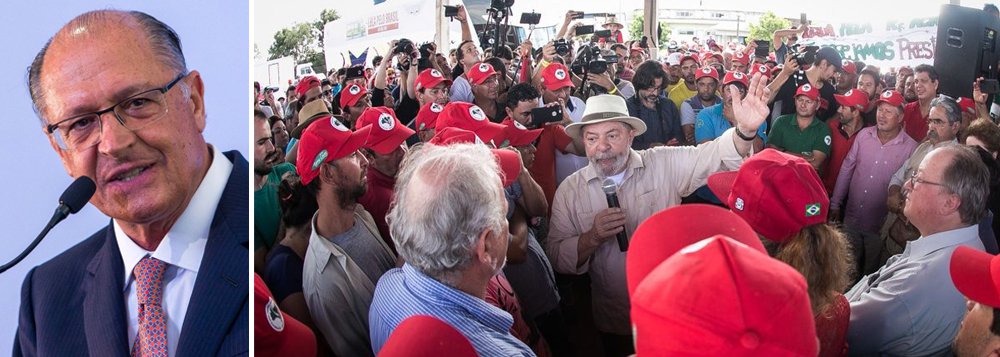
935,4,1000,99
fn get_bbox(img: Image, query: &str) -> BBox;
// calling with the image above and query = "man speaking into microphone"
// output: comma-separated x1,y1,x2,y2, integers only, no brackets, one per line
546,74,771,357
14,9,248,356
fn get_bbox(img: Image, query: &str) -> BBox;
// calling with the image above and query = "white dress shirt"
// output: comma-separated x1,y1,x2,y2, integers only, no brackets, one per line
116,145,233,357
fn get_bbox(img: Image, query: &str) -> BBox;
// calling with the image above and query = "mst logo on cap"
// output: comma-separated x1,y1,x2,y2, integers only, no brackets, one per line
430,69,442,77
734,197,745,211
801,84,812,92
430,103,444,113
514,121,527,130
759,65,767,73
733,72,744,80
554,69,567,80
266,297,285,332
702,68,712,74
845,89,854,96
479,63,491,73
883,91,892,98
378,113,395,131
469,106,487,121
348,85,361,95
330,117,349,132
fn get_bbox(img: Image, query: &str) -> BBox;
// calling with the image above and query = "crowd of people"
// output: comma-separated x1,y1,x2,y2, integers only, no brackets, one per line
254,5,1000,357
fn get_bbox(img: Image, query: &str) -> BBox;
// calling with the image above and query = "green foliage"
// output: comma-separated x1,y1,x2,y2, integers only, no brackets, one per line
268,9,340,74
747,12,791,50
628,16,670,46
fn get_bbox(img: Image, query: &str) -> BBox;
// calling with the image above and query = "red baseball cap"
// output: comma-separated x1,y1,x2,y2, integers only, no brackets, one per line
378,316,477,357
722,71,749,88
296,115,372,185
751,63,772,79
694,66,720,82
631,236,817,356
732,51,749,65
540,63,575,91
795,83,820,101
950,246,1000,308
500,118,542,147
429,127,522,187
708,149,829,242
434,101,506,144
355,107,416,155
958,97,977,115
415,102,445,131
295,76,321,98
625,204,764,296
255,274,317,357
340,83,369,108
467,62,498,85
873,90,905,108
415,68,452,91
834,89,869,110
842,60,857,75
679,53,700,66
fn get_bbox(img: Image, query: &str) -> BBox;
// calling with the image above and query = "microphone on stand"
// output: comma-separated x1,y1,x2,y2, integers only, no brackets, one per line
602,178,628,252
0,176,95,273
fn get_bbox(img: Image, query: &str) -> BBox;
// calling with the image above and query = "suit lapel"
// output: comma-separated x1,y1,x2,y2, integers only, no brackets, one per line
83,224,131,356
175,151,249,356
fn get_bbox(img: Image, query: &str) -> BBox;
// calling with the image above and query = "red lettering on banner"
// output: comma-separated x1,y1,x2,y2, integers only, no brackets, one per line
367,11,399,35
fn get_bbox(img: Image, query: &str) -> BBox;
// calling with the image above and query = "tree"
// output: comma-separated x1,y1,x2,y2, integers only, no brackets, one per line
747,12,791,50
628,16,670,47
267,9,340,74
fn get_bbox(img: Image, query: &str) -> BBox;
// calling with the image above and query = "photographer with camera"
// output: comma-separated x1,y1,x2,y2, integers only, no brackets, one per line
767,46,843,122
628,60,685,149
773,25,807,64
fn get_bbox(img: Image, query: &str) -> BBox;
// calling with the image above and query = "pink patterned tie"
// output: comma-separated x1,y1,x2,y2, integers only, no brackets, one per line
132,256,168,357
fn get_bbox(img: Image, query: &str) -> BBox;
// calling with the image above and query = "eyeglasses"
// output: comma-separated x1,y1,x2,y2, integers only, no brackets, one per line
47,73,188,151
907,171,948,189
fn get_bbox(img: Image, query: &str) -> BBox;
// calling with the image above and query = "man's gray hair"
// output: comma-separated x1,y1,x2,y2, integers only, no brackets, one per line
27,10,187,123
387,143,506,283
939,145,990,224
930,95,962,124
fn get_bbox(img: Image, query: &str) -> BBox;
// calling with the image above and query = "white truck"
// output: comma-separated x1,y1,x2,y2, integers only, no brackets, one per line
253,56,295,91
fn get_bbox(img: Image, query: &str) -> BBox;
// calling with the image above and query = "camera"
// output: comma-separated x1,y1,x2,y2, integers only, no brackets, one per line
554,39,571,57
570,45,609,76
393,38,420,59
789,44,819,66
490,0,514,10
444,5,458,17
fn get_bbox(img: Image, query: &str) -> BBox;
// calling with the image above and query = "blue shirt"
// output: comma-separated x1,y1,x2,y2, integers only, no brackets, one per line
369,264,536,356
694,104,768,144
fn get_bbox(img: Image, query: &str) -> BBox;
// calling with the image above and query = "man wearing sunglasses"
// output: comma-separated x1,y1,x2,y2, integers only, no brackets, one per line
16,10,247,356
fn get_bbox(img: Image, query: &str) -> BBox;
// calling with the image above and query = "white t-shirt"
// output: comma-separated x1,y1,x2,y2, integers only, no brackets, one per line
555,96,589,185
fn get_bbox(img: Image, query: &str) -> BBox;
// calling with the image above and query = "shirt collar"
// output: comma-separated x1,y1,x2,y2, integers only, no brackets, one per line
116,145,233,290
906,224,981,257
308,211,349,273
401,264,514,333
863,127,911,145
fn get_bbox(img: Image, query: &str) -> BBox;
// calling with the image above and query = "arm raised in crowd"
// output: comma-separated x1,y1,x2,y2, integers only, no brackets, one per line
374,47,396,90
405,56,419,100
506,205,530,264
767,56,798,104
456,4,473,42
513,154,548,217
555,11,575,39
730,73,771,156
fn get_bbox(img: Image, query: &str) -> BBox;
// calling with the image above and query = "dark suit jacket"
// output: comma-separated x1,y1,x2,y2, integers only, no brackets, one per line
14,150,249,356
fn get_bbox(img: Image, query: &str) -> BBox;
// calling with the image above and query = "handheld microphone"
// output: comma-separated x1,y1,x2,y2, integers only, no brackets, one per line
0,176,95,274
602,178,628,252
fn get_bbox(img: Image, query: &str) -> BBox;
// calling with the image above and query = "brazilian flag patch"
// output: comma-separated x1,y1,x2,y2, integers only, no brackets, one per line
805,203,821,217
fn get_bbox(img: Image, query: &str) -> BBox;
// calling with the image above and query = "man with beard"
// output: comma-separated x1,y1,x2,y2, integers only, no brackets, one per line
882,95,962,260
768,47,843,122
297,116,397,357
663,53,683,93
681,66,723,145
830,91,918,235
766,83,833,171
467,62,504,122
902,64,940,142
949,247,1000,356
547,73,772,356
255,111,296,271
856,68,884,125
628,60,685,149
836,60,858,94
825,89,870,194
355,107,415,252
668,54,701,110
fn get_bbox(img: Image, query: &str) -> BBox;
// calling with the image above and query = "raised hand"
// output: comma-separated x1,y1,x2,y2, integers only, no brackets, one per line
730,72,771,135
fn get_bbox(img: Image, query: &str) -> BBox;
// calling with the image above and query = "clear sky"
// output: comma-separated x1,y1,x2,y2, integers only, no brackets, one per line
255,0,992,60
0,1,248,350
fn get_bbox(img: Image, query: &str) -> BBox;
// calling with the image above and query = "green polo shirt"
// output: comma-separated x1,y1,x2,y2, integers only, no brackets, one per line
254,162,296,251
767,114,832,156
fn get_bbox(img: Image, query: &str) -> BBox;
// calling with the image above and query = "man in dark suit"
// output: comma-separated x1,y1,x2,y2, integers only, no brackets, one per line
15,10,248,356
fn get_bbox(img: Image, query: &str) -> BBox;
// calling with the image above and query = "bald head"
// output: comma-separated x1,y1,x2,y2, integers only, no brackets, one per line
28,10,186,121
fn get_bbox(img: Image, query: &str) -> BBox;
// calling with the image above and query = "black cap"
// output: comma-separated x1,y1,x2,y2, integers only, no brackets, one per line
816,47,843,71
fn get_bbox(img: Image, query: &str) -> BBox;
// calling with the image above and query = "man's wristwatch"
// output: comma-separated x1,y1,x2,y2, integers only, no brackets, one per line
735,127,758,141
